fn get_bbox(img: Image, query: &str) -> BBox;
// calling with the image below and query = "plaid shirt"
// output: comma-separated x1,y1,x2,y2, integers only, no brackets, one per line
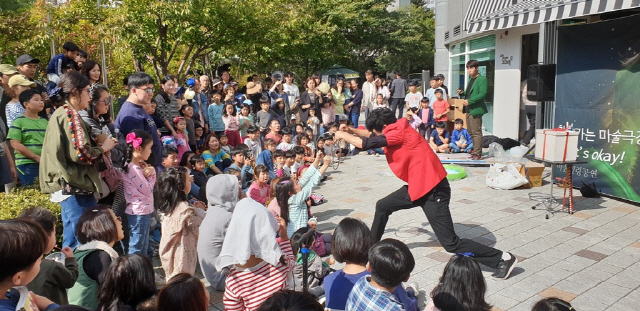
346,276,405,311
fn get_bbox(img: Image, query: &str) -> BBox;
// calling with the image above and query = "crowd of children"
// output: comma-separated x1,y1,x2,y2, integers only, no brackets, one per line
0,46,567,311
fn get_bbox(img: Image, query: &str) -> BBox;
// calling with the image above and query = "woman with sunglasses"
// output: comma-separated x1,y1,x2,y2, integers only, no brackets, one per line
39,72,118,249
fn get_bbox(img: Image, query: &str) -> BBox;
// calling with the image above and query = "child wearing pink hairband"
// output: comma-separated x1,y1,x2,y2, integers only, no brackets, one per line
122,129,156,255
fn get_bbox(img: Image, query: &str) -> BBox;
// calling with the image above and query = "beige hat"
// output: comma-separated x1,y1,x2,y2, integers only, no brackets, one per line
8,74,36,88
0,64,18,75
245,82,262,95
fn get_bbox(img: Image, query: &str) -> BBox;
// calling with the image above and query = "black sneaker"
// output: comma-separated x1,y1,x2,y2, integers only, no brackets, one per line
492,253,518,279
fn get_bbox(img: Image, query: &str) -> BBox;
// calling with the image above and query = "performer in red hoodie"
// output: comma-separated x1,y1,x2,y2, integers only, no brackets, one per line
335,108,517,279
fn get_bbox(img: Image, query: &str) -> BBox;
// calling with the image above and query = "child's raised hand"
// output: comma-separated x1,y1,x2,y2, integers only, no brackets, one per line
276,216,288,240
323,155,332,166
193,200,207,210
61,246,74,258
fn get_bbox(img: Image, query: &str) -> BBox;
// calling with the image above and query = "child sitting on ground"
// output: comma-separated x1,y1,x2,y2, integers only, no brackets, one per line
248,164,270,205
69,206,124,310
226,148,253,193
7,89,48,186
305,127,316,145
429,122,450,153
296,134,314,162
270,152,330,237
244,126,262,159
160,145,179,172
190,155,209,188
323,218,418,311
256,138,277,180
426,254,492,311
290,227,332,296
0,218,58,311
20,207,78,305
215,199,295,310
277,150,296,177
219,133,231,154
156,167,206,280
449,118,473,153
346,239,417,311
277,127,295,151
272,150,286,179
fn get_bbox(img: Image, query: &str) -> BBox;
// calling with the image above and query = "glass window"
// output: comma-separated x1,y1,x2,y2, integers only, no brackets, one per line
450,42,466,55
450,55,466,96
470,50,495,132
469,35,495,51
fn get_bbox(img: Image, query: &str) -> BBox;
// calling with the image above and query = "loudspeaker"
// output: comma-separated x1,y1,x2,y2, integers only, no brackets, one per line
527,64,556,101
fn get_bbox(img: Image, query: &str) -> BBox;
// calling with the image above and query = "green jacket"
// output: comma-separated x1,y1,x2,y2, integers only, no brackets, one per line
68,249,100,310
39,103,104,194
462,74,488,117
27,257,79,305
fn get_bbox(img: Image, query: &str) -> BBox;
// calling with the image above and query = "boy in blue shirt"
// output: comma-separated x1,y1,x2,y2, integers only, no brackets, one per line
449,118,473,153
46,42,80,85
429,122,450,153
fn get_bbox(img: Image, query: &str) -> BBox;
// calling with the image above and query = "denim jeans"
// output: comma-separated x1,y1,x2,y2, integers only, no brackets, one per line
60,194,97,249
349,109,360,127
449,142,474,153
127,214,152,256
16,163,39,186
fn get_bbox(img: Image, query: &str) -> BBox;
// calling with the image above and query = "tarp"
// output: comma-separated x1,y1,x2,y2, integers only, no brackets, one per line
555,13,640,202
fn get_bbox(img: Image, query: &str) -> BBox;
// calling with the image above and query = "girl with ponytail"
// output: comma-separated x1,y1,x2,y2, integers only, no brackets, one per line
121,129,155,255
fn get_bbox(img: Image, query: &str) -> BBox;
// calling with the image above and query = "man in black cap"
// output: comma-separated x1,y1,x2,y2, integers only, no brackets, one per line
16,54,47,96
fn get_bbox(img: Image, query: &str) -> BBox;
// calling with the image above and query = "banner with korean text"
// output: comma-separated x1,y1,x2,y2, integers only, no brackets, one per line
555,13,640,202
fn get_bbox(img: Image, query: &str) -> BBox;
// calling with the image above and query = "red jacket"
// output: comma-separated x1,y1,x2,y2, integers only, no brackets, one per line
383,118,448,201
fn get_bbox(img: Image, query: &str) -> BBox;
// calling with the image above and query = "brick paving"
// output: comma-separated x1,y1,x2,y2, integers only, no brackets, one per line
201,154,640,310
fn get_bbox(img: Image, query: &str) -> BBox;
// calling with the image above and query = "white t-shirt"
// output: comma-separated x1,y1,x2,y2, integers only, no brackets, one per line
404,92,423,108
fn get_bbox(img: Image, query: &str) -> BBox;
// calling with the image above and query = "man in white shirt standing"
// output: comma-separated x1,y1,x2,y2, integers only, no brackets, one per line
283,72,300,126
362,70,376,120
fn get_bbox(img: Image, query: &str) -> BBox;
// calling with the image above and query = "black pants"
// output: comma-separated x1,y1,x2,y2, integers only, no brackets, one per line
522,105,536,145
390,98,405,120
371,179,503,268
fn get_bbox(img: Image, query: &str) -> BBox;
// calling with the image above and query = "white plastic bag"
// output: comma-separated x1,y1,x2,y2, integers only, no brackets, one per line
486,163,529,190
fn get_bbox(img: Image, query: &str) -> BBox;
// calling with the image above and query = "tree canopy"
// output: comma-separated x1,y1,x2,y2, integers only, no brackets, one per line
0,0,435,95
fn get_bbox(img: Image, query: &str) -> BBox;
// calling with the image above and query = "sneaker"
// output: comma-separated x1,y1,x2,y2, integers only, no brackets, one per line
492,253,518,279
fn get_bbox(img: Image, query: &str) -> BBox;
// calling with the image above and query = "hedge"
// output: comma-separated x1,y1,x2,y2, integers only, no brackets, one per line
0,185,63,245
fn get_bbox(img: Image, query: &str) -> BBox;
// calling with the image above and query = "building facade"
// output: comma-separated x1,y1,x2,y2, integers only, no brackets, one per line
434,0,640,140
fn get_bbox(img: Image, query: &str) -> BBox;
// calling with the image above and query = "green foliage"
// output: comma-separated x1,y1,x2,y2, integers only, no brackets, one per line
0,186,63,244
0,0,435,94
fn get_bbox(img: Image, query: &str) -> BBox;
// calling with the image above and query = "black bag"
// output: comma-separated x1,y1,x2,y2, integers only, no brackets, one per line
580,181,600,198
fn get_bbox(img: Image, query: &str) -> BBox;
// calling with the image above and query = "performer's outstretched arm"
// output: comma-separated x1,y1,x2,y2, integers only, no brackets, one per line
335,130,387,151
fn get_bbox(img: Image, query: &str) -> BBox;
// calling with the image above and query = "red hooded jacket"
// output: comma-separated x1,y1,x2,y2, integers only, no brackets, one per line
383,118,448,201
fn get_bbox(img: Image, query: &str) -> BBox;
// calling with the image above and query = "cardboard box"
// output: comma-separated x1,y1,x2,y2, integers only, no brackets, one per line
447,99,468,127
534,129,579,162
518,160,545,187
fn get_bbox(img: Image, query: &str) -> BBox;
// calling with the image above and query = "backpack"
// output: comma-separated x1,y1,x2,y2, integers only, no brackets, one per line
580,181,600,198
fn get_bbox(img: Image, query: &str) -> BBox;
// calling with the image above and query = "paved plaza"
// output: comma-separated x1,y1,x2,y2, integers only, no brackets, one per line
203,154,640,310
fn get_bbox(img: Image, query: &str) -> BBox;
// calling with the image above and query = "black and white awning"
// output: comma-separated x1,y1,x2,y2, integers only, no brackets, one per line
465,0,640,34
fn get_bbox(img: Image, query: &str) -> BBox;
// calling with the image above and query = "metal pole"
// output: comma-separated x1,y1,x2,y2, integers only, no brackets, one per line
97,0,108,89
46,11,56,59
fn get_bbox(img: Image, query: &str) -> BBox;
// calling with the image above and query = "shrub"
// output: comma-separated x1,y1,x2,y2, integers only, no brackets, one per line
0,186,63,246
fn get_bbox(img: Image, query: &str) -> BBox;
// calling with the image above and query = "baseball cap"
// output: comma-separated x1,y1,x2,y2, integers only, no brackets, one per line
8,74,37,88
211,78,222,87
243,99,254,105
186,78,196,87
16,54,40,66
0,64,18,75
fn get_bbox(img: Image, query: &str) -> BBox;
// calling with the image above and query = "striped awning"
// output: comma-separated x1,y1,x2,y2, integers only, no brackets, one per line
465,0,640,34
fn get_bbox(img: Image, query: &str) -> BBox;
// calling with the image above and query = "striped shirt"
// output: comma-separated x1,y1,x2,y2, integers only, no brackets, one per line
5,102,25,128
223,241,295,311
7,115,48,165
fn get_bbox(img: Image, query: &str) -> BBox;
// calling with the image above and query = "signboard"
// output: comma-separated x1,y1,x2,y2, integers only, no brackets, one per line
555,14,640,202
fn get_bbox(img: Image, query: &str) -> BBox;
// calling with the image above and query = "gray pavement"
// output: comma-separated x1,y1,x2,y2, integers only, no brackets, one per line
204,153,640,310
